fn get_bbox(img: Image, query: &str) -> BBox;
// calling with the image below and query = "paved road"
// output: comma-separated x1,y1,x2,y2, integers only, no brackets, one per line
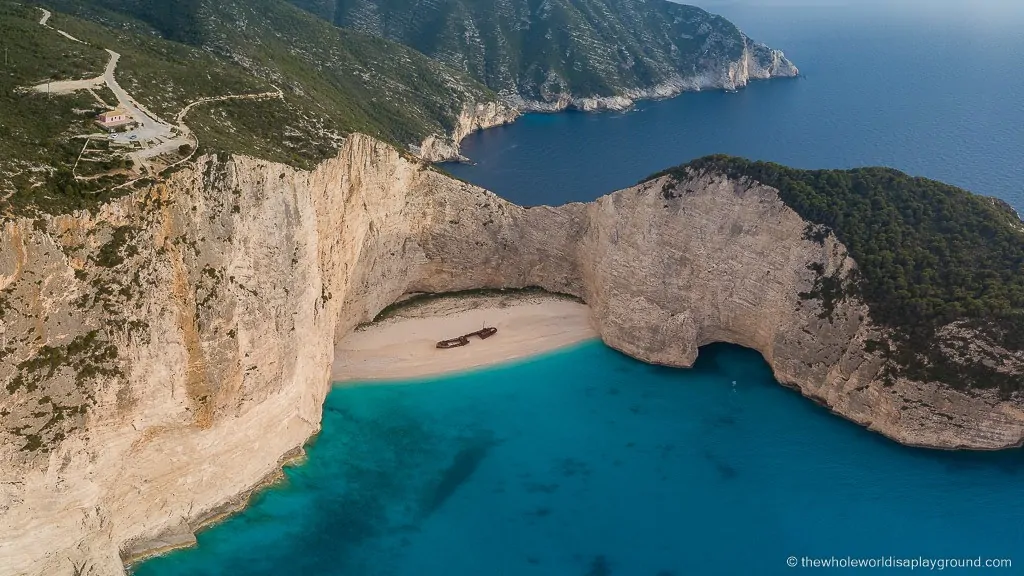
30,15,173,147
56,29,85,43
101,50,174,146
30,9,279,170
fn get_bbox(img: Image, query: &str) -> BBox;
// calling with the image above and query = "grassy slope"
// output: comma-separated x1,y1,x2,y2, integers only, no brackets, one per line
289,0,747,99
653,156,1024,394
0,0,496,217
44,0,497,163
0,2,133,214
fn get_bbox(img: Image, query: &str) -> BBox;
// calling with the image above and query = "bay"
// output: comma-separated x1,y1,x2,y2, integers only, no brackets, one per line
444,1,1024,212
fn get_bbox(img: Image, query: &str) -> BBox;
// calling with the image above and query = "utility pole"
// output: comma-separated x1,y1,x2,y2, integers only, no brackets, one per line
4,47,8,67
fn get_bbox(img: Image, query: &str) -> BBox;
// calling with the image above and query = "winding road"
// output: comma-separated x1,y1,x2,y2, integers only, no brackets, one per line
99,50,174,146
29,7,284,181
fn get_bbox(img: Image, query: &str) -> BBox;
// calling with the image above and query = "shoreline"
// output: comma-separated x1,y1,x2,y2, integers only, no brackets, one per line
429,70,801,164
332,292,599,383
124,292,596,570
121,446,309,567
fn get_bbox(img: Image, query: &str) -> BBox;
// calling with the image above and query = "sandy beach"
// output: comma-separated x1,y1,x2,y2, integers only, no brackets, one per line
331,292,598,382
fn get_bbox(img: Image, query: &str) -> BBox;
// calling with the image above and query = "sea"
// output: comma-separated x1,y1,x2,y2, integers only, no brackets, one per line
444,0,1024,212
135,1,1024,575
135,343,1024,576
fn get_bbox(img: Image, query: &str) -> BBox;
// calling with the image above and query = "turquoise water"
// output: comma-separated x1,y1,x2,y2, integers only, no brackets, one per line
443,1,1024,212
134,5,1024,572
135,342,1024,575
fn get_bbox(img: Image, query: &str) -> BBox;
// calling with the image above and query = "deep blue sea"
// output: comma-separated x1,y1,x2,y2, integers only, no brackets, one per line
135,343,1024,575
136,2,1024,574
444,0,1024,212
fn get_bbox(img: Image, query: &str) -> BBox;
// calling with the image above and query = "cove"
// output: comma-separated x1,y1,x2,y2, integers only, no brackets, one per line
443,1,1024,212
134,342,1024,575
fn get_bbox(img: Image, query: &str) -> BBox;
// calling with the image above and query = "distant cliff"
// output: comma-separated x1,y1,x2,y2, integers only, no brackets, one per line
1,134,1021,575
287,0,799,111
23,0,793,169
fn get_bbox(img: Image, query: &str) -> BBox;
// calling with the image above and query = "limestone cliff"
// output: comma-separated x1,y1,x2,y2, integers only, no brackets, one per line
1,135,1020,575
413,38,797,161
287,0,799,112
414,101,521,163
505,38,799,113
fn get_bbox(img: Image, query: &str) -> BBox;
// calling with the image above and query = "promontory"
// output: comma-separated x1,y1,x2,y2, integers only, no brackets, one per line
1,1,1021,575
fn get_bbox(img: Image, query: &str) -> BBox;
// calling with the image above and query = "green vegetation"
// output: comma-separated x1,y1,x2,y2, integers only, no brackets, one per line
7,329,119,396
0,3,107,85
187,98,340,171
91,225,139,267
7,326,106,452
0,2,129,215
289,0,766,101
92,83,117,106
46,6,275,120
43,0,497,154
655,156,1024,394
2,0,498,216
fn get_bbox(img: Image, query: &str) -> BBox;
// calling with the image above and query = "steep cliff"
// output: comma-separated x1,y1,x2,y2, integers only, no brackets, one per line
288,0,799,111
503,37,799,112
414,101,522,162
1,135,1021,575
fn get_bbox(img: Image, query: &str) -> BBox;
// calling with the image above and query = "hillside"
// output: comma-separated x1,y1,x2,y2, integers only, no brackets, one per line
45,0,502,143
0,2,126,213
0,0,504,217
3,135,1024,575
288,0,799,109
652,157,1024,395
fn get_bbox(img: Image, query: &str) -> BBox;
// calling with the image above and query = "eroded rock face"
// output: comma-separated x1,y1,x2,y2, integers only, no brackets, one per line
505,39,799,113
415,101,521,162
414,39,799,161
1,134,1020,575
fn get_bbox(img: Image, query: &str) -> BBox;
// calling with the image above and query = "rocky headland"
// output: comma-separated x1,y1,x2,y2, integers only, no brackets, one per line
414,101,522,163
416,37,798,161
503,37,799,113
289,0,799,117
0,134,1021,575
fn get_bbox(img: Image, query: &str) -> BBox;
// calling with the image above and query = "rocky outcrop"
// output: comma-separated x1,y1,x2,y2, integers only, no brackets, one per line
290,0,799,113
1,134,1020,575
504,37,798,113
414,39,797,160
571,175,1023,451
414,101,521,162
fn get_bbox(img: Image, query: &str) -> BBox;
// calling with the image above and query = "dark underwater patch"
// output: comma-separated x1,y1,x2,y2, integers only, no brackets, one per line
702,449,739,480
585,554,613,575
420,438,495,518
523,482,560,494
557,457,592,478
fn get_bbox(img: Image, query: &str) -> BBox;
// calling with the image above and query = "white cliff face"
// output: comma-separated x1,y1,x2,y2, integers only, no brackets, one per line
504,40,799,113
572,175,1024,451
0,136,435,576
415,44,798,162
415,101,521,162
741,37,801,80
1,135,1020,576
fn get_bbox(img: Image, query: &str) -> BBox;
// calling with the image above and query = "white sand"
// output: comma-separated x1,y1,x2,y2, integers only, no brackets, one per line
331,293,598,382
